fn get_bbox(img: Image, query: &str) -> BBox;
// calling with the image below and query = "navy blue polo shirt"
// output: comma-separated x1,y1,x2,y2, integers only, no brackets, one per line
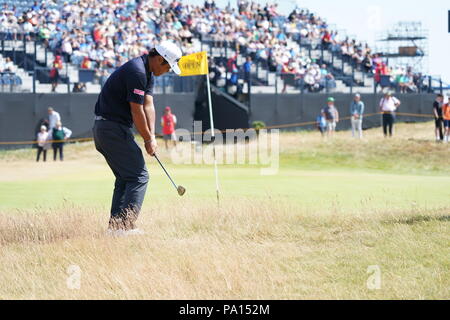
94,54,154,127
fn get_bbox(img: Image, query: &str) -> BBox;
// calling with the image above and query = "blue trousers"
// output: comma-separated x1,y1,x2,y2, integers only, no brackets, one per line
93,120,149,219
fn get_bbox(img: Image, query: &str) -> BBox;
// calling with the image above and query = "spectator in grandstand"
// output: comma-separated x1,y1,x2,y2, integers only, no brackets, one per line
350,93,365,139
99,69,110,88
379,92,401,137
403,70,417,93
37,24,51,47
80,57,92,69
243,56,252,82
303,65,322,93
361,53,373,73
47,107,61,131
433,94,444,142
321,30,332,50
394,67,415,93
51,121,72,161
2,57,15,72
321,97,339,138
281,61,296,93
161,106,178,150
374,62,390,92
179,24,193,44
73,82,86,93
36,126,50,162
320,64,335,90
50,56,63,93
209,60,226,87
6,0,420,96
443,97,450,144
61,35,73,63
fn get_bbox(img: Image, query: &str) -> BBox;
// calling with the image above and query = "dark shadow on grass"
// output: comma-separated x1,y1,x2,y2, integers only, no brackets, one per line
387,215,450,225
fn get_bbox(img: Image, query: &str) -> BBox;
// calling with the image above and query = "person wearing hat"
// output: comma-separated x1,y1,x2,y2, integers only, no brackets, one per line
350,93,365,139
93,40,182,235
36,125,50,162
51,121,72,161
321,97,339,137
161,106,177,150
379,91,401,137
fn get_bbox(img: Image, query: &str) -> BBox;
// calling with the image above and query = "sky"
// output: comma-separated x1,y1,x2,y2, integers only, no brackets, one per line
189,0,450,83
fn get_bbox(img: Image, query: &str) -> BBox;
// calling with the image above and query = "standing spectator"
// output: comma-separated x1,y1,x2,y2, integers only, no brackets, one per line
51,121,72,161
350,93,365,139
47,107,61,131
50,55,63,92
316,113,327,137
321,97,339,137
161,106,177,150
433,94,444,142
243,56,252,83
379,92,401,137
36,126,50,162
443,97,450,143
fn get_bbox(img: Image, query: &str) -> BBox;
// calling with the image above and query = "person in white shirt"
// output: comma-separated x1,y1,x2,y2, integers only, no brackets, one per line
47,107,61,130
379,92,401,137
36,126,50,162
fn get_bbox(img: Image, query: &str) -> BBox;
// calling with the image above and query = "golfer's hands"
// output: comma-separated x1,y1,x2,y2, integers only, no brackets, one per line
145,137,157,156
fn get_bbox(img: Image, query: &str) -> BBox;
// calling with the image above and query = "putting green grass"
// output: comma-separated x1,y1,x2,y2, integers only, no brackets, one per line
1,121,449,213
1,163,449,213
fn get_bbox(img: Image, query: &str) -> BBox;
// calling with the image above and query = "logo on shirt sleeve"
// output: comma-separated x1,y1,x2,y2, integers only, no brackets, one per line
133,88,145,96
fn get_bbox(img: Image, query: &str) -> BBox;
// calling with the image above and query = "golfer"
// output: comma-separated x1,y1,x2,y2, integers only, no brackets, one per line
93,41,182,234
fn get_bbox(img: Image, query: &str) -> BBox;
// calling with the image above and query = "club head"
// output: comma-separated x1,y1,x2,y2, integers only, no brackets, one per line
177,186,186,196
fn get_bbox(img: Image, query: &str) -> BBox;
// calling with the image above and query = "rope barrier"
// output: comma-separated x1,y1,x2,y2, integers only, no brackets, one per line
0,112,437,146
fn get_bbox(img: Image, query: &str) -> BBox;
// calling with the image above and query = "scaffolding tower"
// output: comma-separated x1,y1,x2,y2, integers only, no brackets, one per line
375,21,429,73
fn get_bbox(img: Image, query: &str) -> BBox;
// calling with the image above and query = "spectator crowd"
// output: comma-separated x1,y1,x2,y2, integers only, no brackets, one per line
0,0,426,94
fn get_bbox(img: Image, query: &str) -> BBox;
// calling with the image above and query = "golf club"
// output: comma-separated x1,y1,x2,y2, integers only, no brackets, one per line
154,154,186,196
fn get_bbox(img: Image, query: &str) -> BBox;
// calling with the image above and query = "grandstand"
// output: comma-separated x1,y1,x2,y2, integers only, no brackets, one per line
0,0,445,95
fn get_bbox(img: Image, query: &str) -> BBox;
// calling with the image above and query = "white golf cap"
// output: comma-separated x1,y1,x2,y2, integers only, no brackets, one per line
155,41,182,75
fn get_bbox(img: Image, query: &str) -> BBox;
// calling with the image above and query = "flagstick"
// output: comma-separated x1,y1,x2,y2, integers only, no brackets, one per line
205,74,220,204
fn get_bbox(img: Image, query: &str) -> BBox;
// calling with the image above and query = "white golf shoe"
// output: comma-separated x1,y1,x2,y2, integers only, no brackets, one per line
106,228,126,237
124,228,145,236
107,228,145,237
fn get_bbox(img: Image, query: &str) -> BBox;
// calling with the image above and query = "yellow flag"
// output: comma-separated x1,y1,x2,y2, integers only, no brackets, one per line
179,51,209,76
